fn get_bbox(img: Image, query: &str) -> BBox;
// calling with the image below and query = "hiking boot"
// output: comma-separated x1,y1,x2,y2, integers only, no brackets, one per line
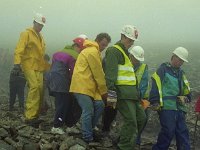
93,126,99,131
51,127,65,135
93,132,102,142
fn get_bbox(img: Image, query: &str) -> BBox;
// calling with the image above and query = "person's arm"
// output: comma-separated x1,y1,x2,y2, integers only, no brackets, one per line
149,65,165,104
140,65,149,99
182,72,192,102
14,31,29,64
104,48,120,91
87,50,107,95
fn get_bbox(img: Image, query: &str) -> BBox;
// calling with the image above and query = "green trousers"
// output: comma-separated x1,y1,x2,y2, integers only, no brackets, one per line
117,99,146,150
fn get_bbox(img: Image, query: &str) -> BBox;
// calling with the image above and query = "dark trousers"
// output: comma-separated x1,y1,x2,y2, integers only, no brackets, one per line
102,106,117,131
9,80,26,109
53,92,71,128
136,109,149,145
152,110,190,150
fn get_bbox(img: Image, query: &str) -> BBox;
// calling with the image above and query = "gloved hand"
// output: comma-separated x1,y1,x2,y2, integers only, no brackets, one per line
11,64,22,76
107,90,117,109
141,99,150,109
101,93,108,101
177,96,190,104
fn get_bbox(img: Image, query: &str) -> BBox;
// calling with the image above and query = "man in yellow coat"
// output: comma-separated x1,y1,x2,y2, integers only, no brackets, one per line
70,33,111,143
12,13,46,127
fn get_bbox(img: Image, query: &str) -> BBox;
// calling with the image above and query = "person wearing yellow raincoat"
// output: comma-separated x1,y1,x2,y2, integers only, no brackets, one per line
70,33,111,143
12,13,46,127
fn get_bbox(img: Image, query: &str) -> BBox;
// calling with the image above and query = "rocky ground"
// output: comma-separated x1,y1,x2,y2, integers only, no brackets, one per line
0,93,200,150
0,50,200,150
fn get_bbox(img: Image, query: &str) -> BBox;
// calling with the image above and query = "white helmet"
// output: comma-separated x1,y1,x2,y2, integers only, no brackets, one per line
173,47,188,62
78,34,88,39
121,25,138,40
129,46,144,61
34,13,46,26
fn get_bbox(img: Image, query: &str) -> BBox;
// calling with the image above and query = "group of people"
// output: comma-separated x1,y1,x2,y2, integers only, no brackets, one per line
10,13,195,150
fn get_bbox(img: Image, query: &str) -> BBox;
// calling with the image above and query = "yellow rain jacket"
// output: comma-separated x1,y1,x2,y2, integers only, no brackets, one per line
70,40,107,100
14,27,46,71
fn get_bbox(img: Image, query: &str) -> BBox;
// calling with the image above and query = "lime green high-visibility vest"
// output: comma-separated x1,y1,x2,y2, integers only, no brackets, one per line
152,72,163,107
136,63,149,98
152,72,190,107
114,45,137,86
135,64,146,85
182,74,190,95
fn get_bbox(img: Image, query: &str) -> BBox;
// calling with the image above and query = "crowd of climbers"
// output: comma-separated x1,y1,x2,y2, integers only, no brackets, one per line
9,13,200,150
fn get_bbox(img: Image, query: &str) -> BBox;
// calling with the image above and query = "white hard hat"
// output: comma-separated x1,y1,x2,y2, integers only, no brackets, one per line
173,47,188,62
121,25,138,40
129,46,144,61
78,34,88,39
34,13,46,26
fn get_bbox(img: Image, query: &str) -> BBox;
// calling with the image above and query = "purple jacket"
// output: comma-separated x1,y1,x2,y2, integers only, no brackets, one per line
52,51,76,78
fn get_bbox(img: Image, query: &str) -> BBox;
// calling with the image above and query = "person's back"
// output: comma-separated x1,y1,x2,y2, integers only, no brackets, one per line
47,51,74,95
70,33,111,143
70,40,106,99
47,37,85,134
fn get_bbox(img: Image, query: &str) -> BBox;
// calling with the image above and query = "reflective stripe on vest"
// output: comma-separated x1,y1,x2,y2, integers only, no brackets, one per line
152,72,163,107
182,74,190,95
114,45,136,85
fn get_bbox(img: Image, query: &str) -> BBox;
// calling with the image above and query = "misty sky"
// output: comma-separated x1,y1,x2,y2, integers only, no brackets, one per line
0,0,200,53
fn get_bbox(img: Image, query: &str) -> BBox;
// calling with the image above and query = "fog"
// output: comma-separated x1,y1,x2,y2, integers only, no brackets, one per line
0,0,200,57
0,0,200,109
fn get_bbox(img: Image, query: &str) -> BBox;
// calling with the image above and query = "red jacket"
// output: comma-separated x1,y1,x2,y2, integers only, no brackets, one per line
195,96,200,112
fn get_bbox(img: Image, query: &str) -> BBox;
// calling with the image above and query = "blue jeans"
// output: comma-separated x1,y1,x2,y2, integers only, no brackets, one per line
74,93,104,141
153,110,190,150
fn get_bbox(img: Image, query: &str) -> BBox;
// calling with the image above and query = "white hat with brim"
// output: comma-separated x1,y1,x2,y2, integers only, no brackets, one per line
34,13,46,26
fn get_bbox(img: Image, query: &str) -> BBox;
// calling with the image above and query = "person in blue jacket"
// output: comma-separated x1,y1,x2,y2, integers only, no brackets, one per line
149,47,191,150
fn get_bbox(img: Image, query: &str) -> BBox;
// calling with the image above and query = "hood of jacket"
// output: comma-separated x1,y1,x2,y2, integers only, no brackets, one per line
26,27,43,38
62,45,79,59
83,40,99,50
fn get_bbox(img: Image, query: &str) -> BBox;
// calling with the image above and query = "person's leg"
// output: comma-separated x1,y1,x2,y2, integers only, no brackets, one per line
37,72,44,114
175,111,190,150
17,80,26,110
74,93,94,142
92,100,104,128
24,70,43,120
102,106,117,132
136,103,147,145
9,81,17,110
53,92,70,128
65,94,81,127
117,99,137,150
152,110,176,150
